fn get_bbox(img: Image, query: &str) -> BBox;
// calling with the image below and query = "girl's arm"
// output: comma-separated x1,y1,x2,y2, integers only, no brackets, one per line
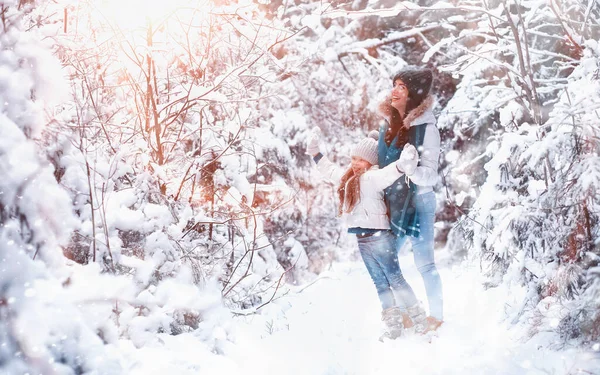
362,161,404,191
410,124,440,186
307,127,345,184
314,154,345,185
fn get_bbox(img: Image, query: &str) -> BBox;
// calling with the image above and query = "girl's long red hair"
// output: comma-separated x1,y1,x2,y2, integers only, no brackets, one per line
337,167,368,216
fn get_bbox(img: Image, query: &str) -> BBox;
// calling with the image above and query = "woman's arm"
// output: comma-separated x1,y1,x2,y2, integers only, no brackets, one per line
409,124,440,186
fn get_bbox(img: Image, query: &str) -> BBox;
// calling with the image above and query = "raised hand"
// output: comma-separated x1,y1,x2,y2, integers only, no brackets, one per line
306,126,322,156
396,143,418,176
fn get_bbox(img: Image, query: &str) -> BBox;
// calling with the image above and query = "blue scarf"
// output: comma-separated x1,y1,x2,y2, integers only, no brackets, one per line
378,122,427,238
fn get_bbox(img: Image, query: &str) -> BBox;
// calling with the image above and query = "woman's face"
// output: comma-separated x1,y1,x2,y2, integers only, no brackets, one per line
351,156,372,174
391,79,408,111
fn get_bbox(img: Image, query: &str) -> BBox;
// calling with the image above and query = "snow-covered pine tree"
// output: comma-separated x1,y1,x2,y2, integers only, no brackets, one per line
435,0,600,341
0,0,120,372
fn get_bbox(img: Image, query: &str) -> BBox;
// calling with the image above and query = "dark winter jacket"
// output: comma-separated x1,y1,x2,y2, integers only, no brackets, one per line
377,96,440,238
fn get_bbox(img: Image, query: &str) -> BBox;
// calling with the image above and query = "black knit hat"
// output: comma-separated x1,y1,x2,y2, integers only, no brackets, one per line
392,67,433,112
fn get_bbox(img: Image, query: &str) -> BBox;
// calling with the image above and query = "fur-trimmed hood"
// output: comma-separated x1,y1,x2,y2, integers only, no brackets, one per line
377,95,435,128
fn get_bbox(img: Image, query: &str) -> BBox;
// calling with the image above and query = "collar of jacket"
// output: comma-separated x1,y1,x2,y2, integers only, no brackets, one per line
341,165,379,194
378,95,435,128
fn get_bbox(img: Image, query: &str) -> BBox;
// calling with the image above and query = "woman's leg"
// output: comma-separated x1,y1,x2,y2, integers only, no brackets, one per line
358,237,395,309
411,192,443,320
372,231,418,309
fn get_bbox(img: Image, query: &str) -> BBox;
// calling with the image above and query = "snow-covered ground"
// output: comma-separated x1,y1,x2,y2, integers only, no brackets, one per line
116,251,600,375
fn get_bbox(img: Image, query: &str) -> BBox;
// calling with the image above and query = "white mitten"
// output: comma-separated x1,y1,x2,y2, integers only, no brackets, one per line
396,143,418,176
306,127,322,156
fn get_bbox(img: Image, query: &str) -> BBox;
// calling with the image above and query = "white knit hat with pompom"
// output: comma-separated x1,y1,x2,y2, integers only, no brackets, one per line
351,137,378,165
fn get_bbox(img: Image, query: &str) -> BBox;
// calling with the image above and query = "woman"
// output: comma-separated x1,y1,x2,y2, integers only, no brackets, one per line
375,67,444,333
306,129,421,339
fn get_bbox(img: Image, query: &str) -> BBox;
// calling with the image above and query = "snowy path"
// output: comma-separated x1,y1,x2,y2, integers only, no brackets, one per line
120,253,600,375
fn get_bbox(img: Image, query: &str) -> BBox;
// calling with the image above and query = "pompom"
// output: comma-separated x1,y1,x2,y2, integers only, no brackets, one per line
368,130,379,140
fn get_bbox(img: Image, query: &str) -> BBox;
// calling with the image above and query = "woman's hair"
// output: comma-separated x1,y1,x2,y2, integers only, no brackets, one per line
385,106,410,148
337,167,367,216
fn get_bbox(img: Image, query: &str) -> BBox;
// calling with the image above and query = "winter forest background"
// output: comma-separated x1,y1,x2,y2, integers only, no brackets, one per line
1,0,600,373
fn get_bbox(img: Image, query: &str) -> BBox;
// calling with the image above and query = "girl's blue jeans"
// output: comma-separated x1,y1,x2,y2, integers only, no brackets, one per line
395,191,443,320
357,230,418,310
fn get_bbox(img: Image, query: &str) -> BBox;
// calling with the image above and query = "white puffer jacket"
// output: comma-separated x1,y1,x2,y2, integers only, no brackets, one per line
406,105,440,195
315,156,404,230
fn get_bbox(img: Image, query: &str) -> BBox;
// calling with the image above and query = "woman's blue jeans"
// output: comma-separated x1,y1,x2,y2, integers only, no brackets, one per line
396,191,443,320
357,230,418,310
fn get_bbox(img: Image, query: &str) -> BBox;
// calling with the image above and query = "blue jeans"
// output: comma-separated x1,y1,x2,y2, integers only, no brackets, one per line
396,191,443,320
357,230,418,310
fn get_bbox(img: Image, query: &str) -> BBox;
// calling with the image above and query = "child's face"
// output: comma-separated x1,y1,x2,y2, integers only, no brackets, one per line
351,156,372,174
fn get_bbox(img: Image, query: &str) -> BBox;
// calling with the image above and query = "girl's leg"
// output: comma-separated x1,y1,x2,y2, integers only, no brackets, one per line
372,231,418,309
412,192,443,320
358,238,395,309
395,233,408,256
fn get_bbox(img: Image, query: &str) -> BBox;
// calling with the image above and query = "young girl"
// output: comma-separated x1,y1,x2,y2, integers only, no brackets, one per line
306,128,422,339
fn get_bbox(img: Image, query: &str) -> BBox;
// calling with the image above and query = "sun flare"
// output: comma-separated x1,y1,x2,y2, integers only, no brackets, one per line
92,0,213,30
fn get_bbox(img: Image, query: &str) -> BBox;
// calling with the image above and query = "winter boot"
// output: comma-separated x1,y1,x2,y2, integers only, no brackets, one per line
406,303,427,334
400,312,414,330
423,316,443,333
380,307,404,341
